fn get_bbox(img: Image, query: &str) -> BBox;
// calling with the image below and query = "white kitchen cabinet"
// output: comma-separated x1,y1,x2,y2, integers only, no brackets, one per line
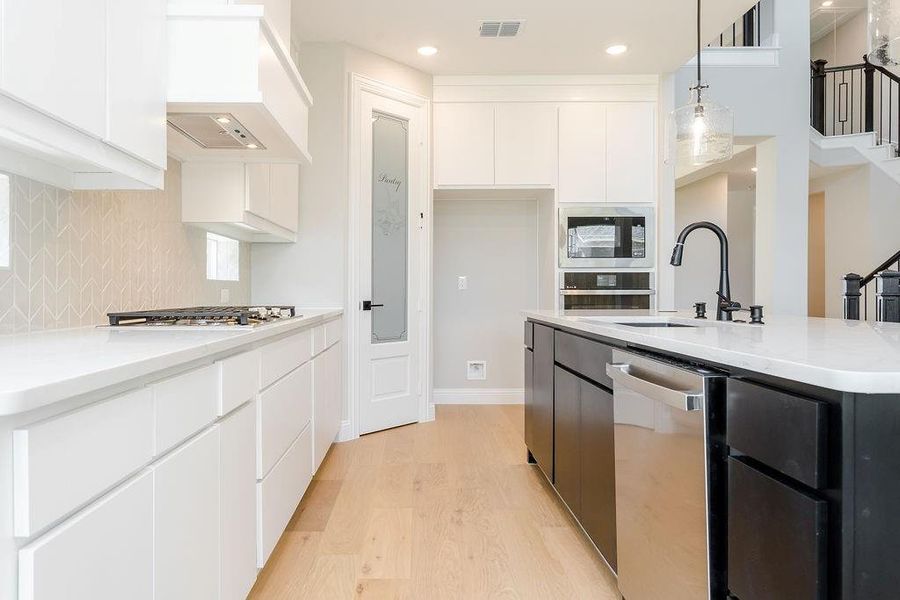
154,426,220,600
0,0,166,189
181,161,300,243
434,103,494,186
558,103,607,203
220,402,258,600
218,350,260,416
606,103,656,203
258,361,313,478
313,341,342,471
13,389,154,537
152,364,219,455
0,0,107,138
494,103,558,186
18,472,154,600
257,424,313,567
107,0,167,168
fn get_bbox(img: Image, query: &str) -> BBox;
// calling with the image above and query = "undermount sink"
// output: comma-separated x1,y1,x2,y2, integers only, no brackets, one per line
614,322,696,328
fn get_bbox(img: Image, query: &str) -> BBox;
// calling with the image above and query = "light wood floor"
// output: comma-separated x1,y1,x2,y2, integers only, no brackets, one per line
248,404,620,600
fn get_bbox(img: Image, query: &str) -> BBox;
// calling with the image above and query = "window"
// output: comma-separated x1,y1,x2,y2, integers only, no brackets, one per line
206,232,239,281
0,175,9,269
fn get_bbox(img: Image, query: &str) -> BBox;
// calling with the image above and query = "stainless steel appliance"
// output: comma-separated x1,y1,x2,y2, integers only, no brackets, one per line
605,349,725,600
106,306,296,327
559,271,655,310
559,206,655,268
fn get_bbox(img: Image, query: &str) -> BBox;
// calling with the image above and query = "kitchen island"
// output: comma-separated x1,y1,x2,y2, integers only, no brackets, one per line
524,309,900,600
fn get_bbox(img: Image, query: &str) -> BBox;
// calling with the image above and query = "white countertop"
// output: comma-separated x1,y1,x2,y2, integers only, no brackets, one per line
0,309,342,416
525,309,900,394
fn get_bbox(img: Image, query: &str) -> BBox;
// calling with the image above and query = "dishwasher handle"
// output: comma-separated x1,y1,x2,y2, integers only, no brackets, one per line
606,362,703,412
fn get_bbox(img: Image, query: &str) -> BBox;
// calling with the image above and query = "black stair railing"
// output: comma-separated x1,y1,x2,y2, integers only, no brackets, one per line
811,55,900,155
843,249,900,322
709,2,763,48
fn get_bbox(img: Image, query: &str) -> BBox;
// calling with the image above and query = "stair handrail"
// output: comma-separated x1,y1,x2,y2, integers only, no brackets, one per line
842,249,900,321
866,54,900,86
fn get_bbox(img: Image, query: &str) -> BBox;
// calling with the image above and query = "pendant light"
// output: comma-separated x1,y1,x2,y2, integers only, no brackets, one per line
870,0,900,66
669,0,734,166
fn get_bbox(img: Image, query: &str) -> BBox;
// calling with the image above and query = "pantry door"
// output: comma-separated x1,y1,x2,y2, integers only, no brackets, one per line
353,78,428,435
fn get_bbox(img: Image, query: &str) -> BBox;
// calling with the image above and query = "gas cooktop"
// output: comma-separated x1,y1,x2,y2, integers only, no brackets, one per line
106,306,296,327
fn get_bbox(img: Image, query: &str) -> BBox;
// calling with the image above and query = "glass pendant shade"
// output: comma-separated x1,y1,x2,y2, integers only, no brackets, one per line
669,88,734,167
870,0,900,66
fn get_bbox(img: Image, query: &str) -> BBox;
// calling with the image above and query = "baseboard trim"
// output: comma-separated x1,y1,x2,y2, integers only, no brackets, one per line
336,419,354,442
432,388,524,405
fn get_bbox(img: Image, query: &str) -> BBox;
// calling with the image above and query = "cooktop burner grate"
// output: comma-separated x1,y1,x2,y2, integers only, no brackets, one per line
107,306,296,327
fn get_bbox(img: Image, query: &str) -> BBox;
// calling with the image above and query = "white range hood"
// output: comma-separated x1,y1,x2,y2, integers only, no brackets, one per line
166,4,312,164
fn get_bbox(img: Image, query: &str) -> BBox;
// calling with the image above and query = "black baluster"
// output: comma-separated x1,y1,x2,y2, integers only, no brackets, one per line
812,60,827,134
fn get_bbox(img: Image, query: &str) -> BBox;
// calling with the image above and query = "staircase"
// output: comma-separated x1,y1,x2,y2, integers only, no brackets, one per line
809,56,900,183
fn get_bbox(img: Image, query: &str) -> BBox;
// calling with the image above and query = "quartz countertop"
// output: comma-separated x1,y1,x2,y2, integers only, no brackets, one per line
0,308,342,416
525,309,900,394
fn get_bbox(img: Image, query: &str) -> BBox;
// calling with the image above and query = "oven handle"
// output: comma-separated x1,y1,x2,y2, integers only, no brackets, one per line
606,363,703,411
560,289,656,296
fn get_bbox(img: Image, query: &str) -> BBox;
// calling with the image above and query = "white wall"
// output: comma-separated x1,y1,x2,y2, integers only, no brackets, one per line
674,0,810,315
811,10,867,66
728,188,756,306
812,164,900,319
433,198,538,392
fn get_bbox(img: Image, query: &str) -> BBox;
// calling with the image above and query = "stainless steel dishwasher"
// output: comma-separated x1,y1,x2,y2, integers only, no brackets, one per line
606,349,725,600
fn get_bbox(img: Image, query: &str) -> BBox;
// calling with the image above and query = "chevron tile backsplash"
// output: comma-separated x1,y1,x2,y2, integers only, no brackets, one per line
0,159,251,334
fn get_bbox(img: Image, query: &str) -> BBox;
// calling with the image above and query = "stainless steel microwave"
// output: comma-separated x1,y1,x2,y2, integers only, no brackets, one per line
558,206,655,268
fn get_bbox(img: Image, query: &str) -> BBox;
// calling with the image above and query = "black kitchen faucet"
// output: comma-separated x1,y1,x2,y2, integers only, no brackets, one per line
670,221,762,323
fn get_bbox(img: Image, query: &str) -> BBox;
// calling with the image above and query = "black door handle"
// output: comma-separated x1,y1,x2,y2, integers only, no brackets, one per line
362,300,384,311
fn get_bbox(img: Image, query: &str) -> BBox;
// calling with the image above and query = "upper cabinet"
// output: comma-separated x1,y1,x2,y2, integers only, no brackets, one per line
0,0,167,190
495,103,558,187
434,103,494,186
558,102,656,203
432,77,658,203
181,161,300,243
434,102,558,187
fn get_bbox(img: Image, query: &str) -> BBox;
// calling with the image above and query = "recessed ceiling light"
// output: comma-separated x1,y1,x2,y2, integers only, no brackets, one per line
606,44,628,56
751,166,758,173
417,46,438,56
821,1,833,6
246,143,258,149
216,116,231,124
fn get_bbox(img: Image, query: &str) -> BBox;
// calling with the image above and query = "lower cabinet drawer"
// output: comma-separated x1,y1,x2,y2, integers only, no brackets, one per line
13,388,154,537
554,330,613,389
257,361,313,479
218,350,260,416
261,329,312,388
257,424,313,567
728,457,827,600
153,364,218,455
18,471,154,600
727,378,828,489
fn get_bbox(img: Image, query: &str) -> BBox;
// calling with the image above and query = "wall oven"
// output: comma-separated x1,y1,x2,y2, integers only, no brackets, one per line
559,271,655,310
559,206,655,269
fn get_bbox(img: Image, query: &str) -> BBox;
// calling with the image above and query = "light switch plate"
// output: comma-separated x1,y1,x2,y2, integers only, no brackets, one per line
220,288,230,303
458,276,468,290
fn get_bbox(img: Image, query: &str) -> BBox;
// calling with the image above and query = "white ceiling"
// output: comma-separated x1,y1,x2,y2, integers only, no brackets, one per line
810,0,867,43
292,0,761,75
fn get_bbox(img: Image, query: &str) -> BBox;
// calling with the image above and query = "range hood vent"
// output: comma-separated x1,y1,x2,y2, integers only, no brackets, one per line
167,113,265,150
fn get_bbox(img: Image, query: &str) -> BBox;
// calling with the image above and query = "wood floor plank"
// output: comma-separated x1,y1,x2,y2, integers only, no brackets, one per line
358,508,413,579
252,404,620,600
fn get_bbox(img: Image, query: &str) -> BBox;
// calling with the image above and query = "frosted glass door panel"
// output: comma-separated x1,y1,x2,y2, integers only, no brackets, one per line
371,113,409,344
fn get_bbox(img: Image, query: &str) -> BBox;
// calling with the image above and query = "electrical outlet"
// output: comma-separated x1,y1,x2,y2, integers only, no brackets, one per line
466,360,486,381
220,288,230,303
458,276,468,290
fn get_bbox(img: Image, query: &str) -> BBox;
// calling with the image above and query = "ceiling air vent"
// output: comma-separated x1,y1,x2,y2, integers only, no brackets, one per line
479,20,523,38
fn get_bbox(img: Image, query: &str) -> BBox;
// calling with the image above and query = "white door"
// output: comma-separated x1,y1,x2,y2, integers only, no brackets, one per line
357,90,426,435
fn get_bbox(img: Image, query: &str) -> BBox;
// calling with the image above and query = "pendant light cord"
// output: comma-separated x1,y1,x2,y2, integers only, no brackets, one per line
695,0,703,103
